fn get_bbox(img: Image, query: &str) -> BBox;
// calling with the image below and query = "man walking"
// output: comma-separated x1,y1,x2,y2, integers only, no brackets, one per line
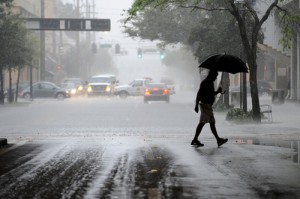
191,70,228,147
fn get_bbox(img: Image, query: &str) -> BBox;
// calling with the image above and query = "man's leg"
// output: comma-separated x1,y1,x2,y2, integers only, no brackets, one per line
209,122,220,140
210,122,228,147
193,122,205,140
191,122,205,146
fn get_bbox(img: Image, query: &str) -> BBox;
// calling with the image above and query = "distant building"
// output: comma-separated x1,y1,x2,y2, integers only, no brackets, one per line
255,0,291,99
288,0,300,101
6,0,60,86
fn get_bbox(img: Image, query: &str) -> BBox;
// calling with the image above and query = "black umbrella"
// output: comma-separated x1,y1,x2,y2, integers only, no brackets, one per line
198,54,248,74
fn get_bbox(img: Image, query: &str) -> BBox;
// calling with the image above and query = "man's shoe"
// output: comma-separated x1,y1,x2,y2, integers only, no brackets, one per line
191,140,204,147
217,138,228,147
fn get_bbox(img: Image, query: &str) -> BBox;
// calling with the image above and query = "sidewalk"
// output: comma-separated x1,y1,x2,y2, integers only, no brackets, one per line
226,95,300,138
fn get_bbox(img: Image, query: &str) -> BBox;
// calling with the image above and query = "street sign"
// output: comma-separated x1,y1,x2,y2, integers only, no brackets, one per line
100,44,112,48
25,18,111,31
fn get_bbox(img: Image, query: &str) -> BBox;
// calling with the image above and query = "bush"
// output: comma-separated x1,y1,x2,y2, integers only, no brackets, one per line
226,108,254,123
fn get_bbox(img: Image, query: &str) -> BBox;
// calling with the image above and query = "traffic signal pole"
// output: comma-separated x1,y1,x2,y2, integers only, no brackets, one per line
40,0,45,81
76,0,80,76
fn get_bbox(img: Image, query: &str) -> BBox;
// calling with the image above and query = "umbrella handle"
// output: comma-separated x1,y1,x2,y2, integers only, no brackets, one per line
217,72,223,89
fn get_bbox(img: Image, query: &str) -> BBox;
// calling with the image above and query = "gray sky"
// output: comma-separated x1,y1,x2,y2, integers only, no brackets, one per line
62,0,144,49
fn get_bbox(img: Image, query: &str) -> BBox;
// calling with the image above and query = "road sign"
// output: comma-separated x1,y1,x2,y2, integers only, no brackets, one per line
100,44,112,48
25,18,111,31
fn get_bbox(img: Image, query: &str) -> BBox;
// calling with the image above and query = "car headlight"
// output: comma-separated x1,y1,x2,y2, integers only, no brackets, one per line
87,86,92,92
78,85,83,91
106,86,111,92
71,89,77,95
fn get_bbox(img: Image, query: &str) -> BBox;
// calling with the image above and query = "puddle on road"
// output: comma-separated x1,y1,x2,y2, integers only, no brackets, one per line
235,138,300,164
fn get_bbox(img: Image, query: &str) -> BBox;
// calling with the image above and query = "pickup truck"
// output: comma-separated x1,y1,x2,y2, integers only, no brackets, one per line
114,78,151,98
87,74,118,96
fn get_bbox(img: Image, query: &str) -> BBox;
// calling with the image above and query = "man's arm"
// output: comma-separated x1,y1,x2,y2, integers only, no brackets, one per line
194,87,201,113
214,87,225,95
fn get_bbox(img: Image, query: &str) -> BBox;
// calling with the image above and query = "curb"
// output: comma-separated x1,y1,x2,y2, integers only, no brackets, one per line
0,138,8,147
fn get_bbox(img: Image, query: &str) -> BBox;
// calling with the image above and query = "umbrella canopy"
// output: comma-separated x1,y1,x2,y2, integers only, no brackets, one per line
198,54,248,74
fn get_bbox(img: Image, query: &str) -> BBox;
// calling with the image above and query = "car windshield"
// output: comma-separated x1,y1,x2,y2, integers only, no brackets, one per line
146,83,166,89
90,77,111,83
64,79,82,86
61,83,75,89
160,78,174,85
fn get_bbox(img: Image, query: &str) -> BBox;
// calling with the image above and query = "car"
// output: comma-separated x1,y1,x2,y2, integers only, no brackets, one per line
257,80,273,96
62,78,85,96
229,80,273,96
143,83,170,103
160,77,176,95
87,74,118,96
114,78,151,98
4,81,30,100
19,81,70,100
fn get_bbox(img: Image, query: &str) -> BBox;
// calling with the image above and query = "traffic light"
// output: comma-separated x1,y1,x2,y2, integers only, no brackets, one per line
115,43,120,54
137,48,142,58
160,50,165,60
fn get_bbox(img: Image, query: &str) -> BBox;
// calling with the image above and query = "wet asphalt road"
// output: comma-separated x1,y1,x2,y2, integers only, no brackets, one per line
0,93,300,198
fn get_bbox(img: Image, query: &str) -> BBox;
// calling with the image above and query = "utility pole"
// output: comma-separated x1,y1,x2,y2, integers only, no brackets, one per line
86,0,91,79
86,0,91,44
76,0,80,76
92,0,96,42
40,0,45,80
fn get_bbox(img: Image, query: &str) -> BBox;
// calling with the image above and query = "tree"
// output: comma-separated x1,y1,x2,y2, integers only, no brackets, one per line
0,0,13,103
123,3,244,57
14,32,40,102
126,0,297,122
0,1,37,103
123,2,249,108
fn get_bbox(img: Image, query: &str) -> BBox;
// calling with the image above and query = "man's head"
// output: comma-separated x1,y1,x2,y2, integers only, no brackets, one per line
207,71,218,81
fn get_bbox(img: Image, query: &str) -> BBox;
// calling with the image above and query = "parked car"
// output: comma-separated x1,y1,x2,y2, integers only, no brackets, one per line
4,81,30,100
114,78,151,98
87,74,118,96
63,78,85,96
143,83,170,103
19,81,70,100
160,77,176,95
257,80,273,96
229,80,273,96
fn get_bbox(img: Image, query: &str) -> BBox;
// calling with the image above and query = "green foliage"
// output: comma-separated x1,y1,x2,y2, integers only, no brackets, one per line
0,1,35,103
124,2,243,62
0,17,32,68
0,0,13,17
278,13,300,49
226,108,254,123
226,108,267,123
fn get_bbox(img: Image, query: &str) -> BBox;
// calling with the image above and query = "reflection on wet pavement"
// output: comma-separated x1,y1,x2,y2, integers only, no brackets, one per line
94,146,199,198
235,138,300,164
